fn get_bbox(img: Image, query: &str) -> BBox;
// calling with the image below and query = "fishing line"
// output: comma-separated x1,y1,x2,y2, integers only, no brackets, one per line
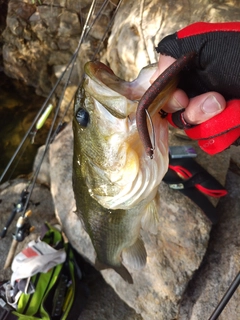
1,0,124,242
20,0,99,217
50,94,75,143
6,136,31,182
48,0,115,123
0,53,77,184
91,0,124,60
0,0,98,185
49,0,122,140
84,0,110,39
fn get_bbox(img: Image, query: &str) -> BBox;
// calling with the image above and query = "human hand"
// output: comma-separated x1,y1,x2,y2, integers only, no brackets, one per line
150,54,226,125
152,22,240,154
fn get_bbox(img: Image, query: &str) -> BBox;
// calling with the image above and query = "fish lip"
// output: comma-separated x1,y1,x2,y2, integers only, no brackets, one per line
84,61,120,88
84,61,134,102
83,61,136,118
84,61,158,102
85,60,115,76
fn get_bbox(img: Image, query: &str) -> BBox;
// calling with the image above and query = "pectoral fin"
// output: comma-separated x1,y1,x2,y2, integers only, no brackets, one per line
141,198,159,235
95,259,133,284
122,238,147,270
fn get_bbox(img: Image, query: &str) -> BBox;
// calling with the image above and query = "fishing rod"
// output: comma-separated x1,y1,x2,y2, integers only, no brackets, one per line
0,0,101,184
91,0,124,60
84,0,110,39
0,187,29,239
2,0,111,268
208,271,240,320
0,54,76,184
19,0,99,216
0,104,54,238
1,0,122,243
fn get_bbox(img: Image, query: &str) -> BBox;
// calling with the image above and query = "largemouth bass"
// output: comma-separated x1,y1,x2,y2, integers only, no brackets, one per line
72,61,171,283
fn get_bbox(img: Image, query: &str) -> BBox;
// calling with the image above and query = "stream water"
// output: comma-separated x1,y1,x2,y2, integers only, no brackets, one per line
0,71,50,182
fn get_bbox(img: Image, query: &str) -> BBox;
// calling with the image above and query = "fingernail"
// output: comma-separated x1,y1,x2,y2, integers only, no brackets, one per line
201,95,222,114
168,96,184,110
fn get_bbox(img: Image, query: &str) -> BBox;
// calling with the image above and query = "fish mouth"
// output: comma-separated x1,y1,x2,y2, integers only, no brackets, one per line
76,61,169,210
84,61,157,102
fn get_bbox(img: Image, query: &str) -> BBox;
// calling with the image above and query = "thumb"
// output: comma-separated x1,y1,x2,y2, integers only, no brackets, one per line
183,92,226,125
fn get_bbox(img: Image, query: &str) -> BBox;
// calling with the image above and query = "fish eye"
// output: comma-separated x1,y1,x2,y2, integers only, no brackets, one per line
75,107,89,127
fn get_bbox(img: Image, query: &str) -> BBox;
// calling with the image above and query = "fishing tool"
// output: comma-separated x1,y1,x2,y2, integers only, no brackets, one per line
163,145,227,224
4,210,34,269
31,104,53,144
1,0,124,270
136,51,196,158
0,222,86,319
163,145,240,318
0,188,29,239
208,271,240,320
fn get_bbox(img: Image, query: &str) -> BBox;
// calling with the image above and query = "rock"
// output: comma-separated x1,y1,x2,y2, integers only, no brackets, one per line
48,122,230,320
2,0,119,96
230,145,240,169
104,0,240,80
49,124,93,258
178,169,240,320
57,11,80,37
33,146,51,187
78,269,143,320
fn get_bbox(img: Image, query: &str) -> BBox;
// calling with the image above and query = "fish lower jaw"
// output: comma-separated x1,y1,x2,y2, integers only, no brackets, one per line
93,185,158,211
93,149,168,210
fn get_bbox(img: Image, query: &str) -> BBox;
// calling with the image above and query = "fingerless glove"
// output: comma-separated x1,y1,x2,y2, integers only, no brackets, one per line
157,22,240,154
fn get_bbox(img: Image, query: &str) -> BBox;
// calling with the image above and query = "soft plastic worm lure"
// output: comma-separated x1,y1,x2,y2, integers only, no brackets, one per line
136,52,196,158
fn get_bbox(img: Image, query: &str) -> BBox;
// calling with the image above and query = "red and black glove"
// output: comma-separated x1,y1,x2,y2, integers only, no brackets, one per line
156,22,240,155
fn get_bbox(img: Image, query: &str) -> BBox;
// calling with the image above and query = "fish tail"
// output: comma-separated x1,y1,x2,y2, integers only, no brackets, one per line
95,259,133,284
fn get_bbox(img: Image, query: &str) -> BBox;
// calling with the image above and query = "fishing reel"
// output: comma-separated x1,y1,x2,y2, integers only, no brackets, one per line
13,210,34,242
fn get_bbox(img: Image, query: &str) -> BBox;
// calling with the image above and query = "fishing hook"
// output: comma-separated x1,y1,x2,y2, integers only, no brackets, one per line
145,109,155,153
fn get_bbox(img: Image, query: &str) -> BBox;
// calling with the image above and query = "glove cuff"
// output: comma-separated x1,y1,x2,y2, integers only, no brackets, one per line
167,99,240,155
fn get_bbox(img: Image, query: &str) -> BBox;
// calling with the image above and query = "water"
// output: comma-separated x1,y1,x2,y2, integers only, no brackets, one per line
0,71,50,182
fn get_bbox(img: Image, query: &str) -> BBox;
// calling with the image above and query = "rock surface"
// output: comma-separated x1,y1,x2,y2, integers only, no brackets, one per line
178,169,240,320
2,0,117,96
104,0,240,80
3,0,240,94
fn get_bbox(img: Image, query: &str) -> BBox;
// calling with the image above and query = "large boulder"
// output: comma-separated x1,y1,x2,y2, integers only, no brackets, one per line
104,0,240,80
178,169,240,320
48,123,231,319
